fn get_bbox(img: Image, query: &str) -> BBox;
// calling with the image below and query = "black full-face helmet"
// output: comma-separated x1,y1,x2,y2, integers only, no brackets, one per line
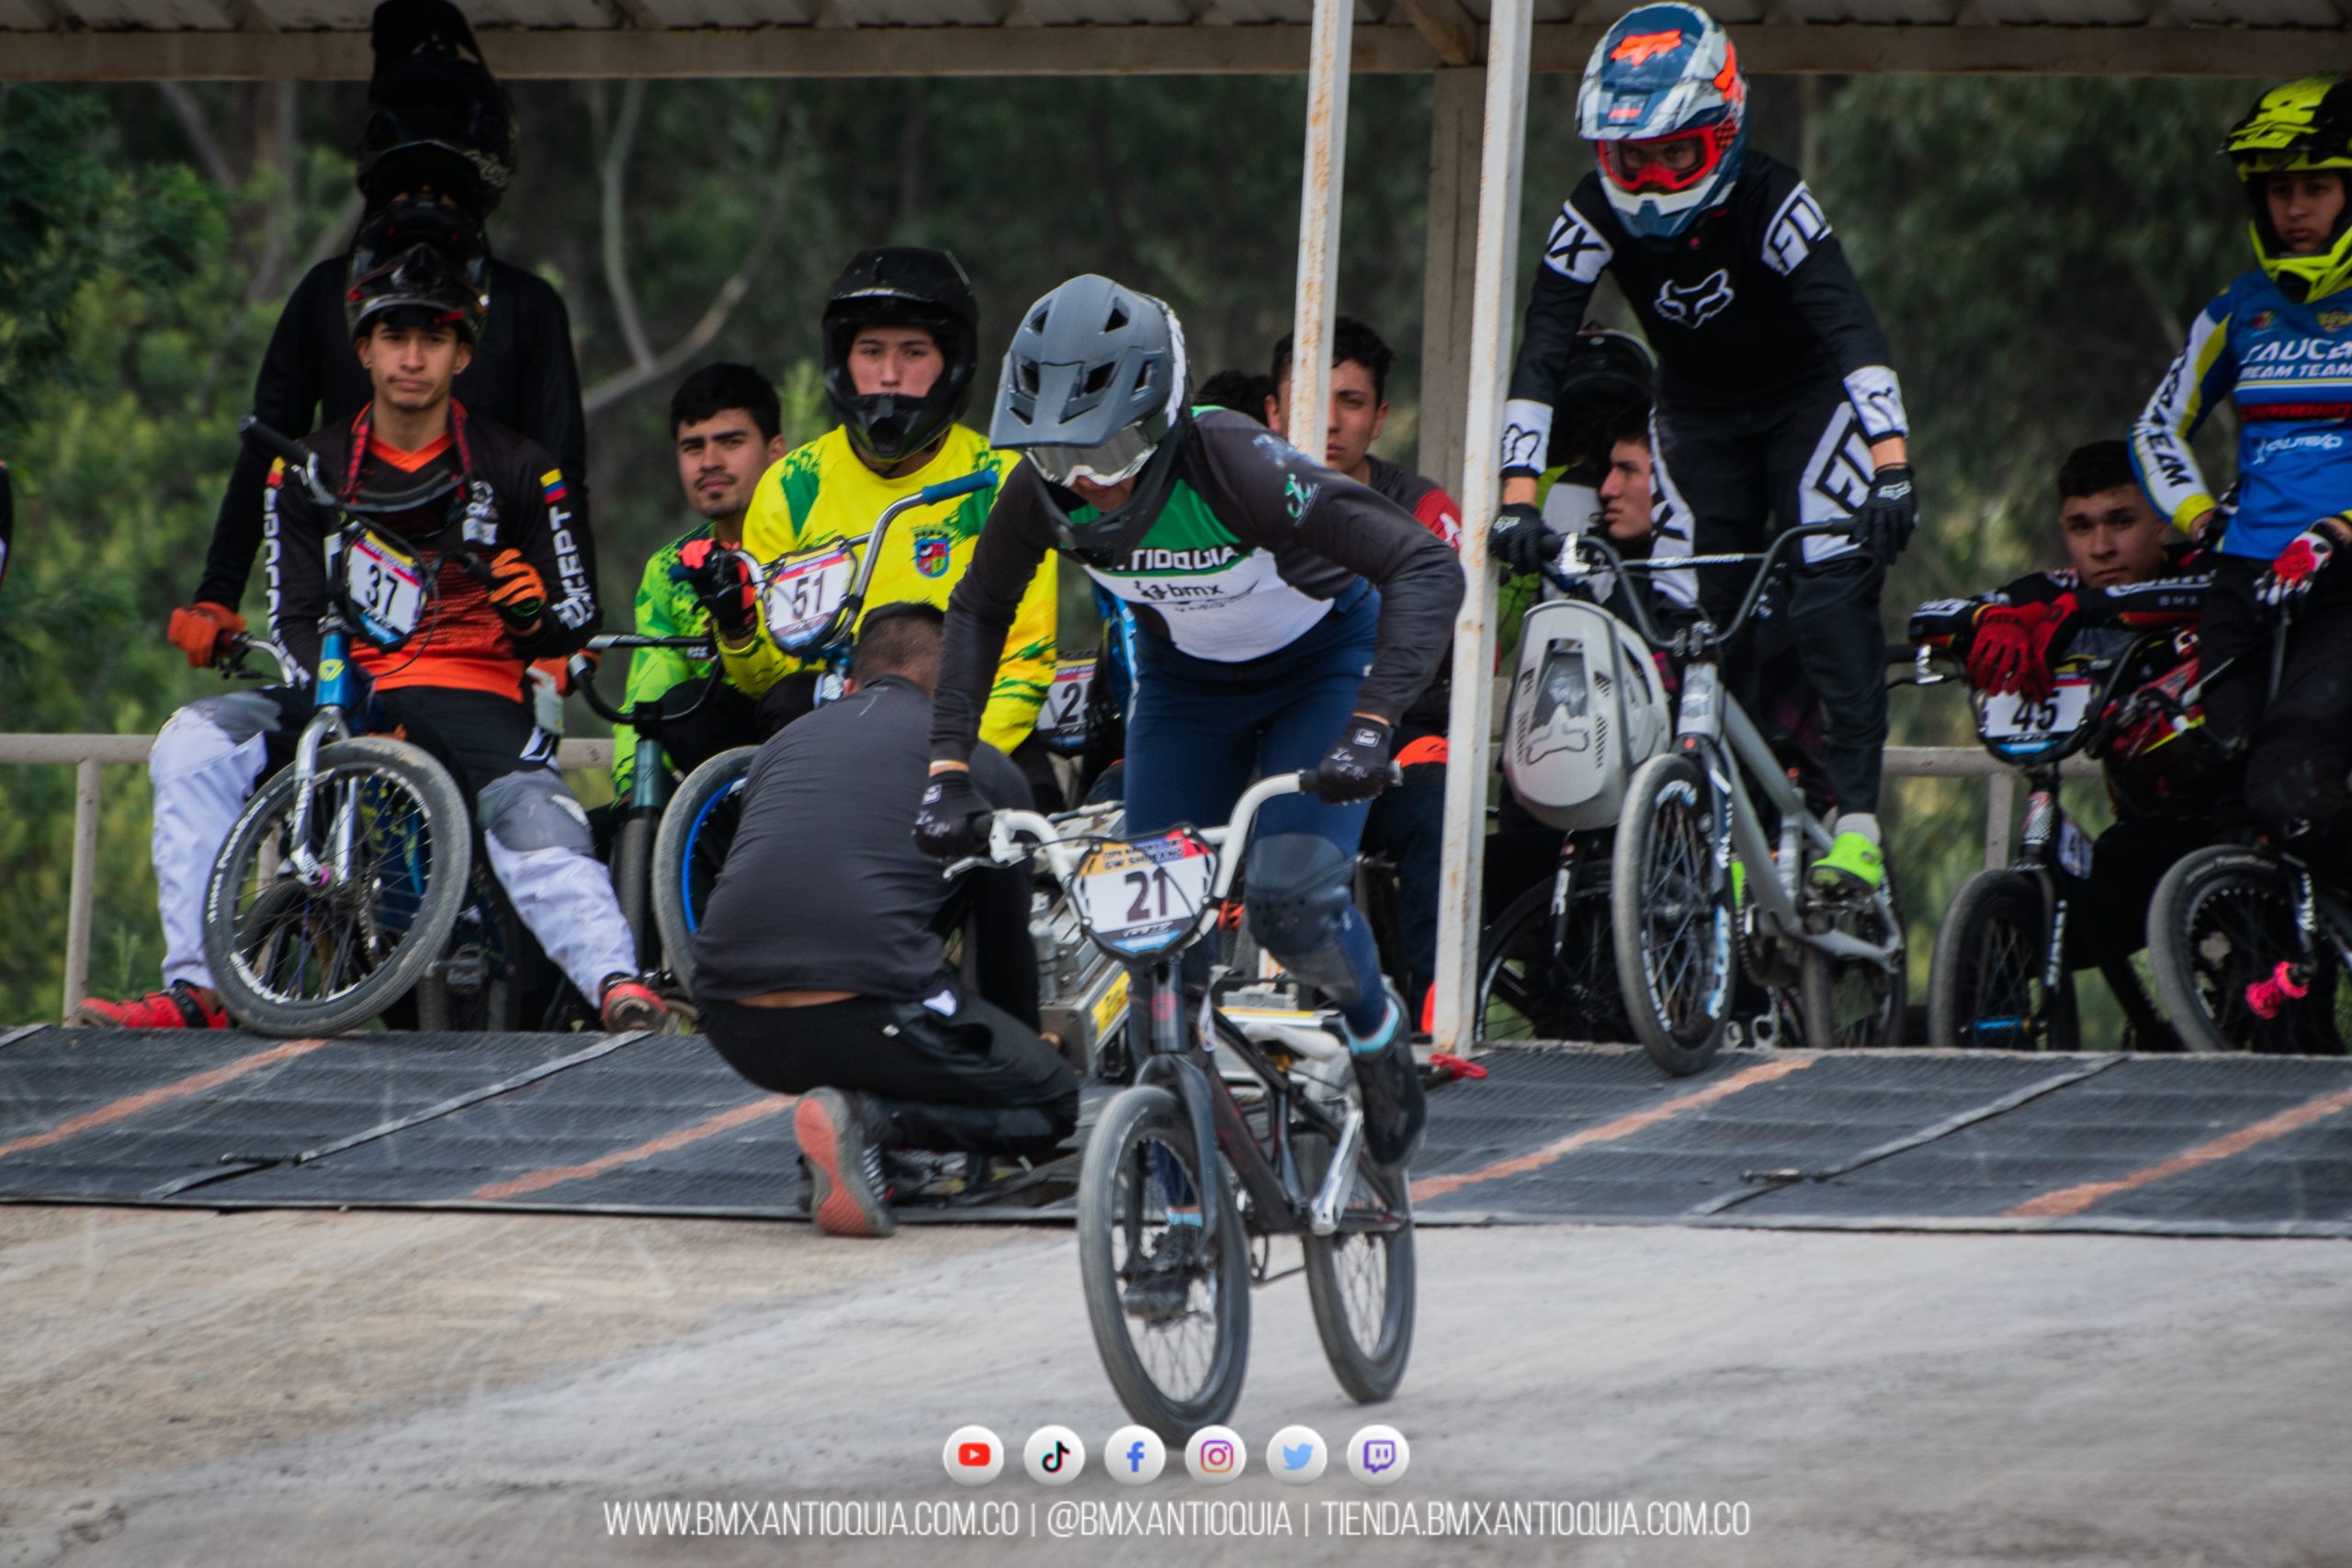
356,0,516,215
990,274,1192,565
822,246,979,468
345,197,491,343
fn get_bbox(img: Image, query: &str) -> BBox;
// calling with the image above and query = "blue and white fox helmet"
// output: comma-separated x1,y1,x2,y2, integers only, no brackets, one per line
1577,3,1749,243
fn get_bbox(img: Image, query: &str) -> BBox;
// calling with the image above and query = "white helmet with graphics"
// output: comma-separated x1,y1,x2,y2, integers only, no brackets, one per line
1577,3,1748,243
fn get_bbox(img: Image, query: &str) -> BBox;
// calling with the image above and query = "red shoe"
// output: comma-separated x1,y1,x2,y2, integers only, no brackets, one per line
598,976,671,1033
793,1089,896,1238
74,982,228,1030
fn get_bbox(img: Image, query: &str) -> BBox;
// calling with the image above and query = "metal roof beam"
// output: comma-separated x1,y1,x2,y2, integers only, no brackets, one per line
2,21,2345,81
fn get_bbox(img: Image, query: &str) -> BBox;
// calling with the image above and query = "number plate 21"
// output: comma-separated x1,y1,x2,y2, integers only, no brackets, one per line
1073,829,1216,957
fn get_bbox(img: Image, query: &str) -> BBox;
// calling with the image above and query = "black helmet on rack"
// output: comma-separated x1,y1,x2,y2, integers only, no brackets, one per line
345,197,491,343
990,274,1192,567
821,246,980,468
1547,327,1655,473
355,0,516,216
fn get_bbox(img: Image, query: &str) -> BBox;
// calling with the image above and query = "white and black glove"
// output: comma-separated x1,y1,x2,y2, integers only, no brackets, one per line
1316,716,1395,803
1489,503,1559,576
912,769,991,862
1850,464,1917,566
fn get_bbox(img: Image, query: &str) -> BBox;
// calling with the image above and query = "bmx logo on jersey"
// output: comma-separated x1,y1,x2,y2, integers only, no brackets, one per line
911,529,954,578
1761,184,1832,277
1656,269,1734,328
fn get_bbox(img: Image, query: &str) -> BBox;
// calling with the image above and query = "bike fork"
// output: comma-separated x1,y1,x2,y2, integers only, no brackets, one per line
283,708,350,883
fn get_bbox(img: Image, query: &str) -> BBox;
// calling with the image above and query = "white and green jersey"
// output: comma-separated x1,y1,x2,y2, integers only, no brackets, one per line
931,410,1465,764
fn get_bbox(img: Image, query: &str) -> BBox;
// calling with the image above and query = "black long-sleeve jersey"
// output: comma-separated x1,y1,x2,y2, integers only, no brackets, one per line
1503,152,1905,478
265,402,599,696
198,254,586,608
932,412,1464,765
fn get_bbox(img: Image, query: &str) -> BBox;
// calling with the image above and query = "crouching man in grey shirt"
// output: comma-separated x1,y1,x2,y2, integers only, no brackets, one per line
692,603,1078,1237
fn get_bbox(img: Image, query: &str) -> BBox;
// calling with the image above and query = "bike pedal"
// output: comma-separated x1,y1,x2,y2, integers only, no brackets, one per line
429,947,491,989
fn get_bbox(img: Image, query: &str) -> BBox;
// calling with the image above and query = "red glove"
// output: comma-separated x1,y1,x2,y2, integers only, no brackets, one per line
2257,525,2340,609
674,536,758,643
1965,603,2049,699
487,548,548,632
2026,592,2078,688
167,602,246,668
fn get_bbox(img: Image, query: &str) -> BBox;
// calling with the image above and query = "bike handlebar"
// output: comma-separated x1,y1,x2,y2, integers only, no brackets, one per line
566,635,723,731
1543,520,1858,656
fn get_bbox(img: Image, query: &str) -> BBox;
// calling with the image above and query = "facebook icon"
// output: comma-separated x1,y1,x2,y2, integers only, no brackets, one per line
1108,1424,1164,1484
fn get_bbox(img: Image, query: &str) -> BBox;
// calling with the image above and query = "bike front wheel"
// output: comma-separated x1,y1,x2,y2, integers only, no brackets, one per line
1611,752,1735,1075
650,746,756,995
1928,869,2075,1050
2149,847,2350,1055
1297,1131,1415,1404
1076,1084,1250,1442
1476,876,1629,1044
202,736,472,1036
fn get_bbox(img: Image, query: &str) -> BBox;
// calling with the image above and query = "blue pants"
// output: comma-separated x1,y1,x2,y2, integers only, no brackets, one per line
1124,591,1388,1033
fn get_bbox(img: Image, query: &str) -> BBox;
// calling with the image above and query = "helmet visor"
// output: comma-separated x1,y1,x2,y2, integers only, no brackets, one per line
1597,127,1728,195
1023,425,1159,489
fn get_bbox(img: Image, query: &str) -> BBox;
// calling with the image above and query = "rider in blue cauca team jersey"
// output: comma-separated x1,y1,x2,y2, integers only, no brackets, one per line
912,276,1464,1199
1489,2,1917,898
2133,77,2352,881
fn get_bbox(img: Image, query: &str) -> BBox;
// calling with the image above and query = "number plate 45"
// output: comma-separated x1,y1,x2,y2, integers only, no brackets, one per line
1073,829,1217,957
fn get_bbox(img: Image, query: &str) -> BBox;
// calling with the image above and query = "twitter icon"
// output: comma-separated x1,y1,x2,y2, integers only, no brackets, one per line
1267,1425,1327,1485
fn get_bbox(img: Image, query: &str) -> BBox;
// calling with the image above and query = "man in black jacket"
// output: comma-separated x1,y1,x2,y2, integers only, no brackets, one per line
693,604,1074,1239
165,5,584,671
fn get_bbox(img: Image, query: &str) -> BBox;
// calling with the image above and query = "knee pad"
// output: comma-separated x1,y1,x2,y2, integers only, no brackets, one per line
1244,833,1363,1003
153,691,287,781
479,770,595,854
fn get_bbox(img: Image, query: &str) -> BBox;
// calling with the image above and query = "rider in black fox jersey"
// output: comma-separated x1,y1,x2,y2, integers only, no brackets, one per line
1490,2,1917,897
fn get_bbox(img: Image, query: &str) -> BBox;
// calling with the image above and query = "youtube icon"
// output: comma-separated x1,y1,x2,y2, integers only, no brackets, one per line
944,1426,1003,1485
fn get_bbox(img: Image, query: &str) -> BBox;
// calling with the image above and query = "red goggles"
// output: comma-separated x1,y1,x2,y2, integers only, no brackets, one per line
1597,124,1735,195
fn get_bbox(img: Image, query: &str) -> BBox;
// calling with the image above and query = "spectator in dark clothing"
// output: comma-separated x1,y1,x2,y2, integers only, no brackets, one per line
166,0,586,670
1194,369,1274,421
692,604,1078,1238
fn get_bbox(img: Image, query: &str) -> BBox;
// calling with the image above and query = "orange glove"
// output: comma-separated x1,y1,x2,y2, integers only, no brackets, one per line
167,602,246,668
487,548,548,633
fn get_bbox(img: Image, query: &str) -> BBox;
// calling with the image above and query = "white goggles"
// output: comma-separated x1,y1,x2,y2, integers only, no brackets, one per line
1023,426,1159,489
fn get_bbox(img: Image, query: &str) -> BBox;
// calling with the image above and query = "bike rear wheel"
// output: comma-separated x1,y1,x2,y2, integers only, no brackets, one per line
650,746,756,994
1297,1130,1415,1404
1801,866,1908,1051
1611,753,1734,1075
1476,878,1628,1043
2149,847,2350,1055
1928,869,2075,1050
1076,1084,1250,1442
202,737,471,1036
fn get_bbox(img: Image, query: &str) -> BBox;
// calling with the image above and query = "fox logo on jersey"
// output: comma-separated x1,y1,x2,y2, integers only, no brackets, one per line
1656,269,1735,328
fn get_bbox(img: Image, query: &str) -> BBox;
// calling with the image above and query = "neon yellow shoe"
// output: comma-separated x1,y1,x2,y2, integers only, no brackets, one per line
1808,830,1884,895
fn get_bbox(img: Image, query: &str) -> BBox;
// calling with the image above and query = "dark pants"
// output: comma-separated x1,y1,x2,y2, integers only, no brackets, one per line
2200,554,2352,863
2061,815,2214,969
700,986,1079,1163
1361,755,1447,1006
1652,382,1890,815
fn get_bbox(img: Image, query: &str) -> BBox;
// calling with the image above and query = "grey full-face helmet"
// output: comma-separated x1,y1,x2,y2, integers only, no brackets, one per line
991,274,1193,564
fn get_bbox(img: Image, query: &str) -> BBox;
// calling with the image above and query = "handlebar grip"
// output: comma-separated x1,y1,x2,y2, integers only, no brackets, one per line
237,417,311,468
915,469,1000,508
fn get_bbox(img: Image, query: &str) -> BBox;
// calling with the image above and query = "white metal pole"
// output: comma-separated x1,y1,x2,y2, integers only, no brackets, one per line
1284,0,1353,458
1430,0,1532,1054
61,757,101,1022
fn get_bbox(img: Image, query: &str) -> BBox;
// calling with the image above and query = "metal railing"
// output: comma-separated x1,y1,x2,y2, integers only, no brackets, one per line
0,731,2086,1025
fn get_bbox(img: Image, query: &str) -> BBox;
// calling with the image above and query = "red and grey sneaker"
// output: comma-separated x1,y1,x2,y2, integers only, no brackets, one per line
793,1088,897,1238
597,976,671,1033
74,982,228,1030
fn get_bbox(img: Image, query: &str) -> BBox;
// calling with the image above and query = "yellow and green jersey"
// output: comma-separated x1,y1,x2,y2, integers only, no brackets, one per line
611,523,723,796
724,423,1056,756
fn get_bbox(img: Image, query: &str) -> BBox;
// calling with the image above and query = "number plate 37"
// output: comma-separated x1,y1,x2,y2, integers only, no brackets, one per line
1073,829,1216,957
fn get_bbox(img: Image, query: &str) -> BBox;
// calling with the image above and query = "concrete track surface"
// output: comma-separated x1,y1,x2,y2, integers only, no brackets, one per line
3,1207,2346,1568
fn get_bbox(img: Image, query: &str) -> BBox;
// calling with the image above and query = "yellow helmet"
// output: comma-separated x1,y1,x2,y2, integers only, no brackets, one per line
2226,77,2352,302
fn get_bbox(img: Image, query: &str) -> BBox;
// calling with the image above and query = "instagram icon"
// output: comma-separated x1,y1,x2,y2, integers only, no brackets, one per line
1185,1426,1247,1483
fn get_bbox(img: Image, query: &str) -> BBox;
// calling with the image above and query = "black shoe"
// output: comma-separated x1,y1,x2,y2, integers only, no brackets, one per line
1352,1037,1428,1169
1122,1221,1206,1324
794,1089,895,1238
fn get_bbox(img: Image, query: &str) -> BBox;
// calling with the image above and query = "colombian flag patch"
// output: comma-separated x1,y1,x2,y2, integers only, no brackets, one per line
541,469,568,503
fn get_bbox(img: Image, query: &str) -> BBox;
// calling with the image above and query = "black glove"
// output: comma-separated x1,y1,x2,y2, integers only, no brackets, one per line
1316,716,1394,803
1489,502,1560,576
673,536,758,642
913,768,992,862
1849,463,1917,566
